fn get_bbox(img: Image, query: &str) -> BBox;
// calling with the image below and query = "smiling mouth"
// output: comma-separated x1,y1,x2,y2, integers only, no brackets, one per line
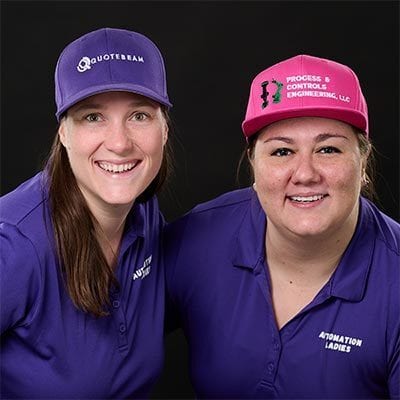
97,161,139,174
288,194,327,203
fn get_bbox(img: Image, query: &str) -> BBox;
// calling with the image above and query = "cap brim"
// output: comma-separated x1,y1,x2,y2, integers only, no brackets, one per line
56,83,172,120
242,106,368,137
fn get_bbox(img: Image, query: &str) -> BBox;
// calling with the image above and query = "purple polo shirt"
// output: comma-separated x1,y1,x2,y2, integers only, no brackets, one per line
165,188,400,399
1,172,165,398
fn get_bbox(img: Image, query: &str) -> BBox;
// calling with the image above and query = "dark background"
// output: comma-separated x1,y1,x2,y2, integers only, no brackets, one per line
1,1,399,398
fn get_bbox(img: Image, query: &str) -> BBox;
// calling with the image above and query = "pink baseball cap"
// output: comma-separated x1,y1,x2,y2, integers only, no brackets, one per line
242,54,369,138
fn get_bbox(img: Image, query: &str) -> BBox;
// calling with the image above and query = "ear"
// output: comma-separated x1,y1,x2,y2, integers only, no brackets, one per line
58,120,68,148
361,143,372,174
247,148,255,168
364,143,372,163
162,123,169,146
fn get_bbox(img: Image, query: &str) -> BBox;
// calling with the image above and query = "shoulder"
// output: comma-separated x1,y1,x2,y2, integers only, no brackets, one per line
0,173,53,319
361,197,400,256
164,188,253,249
0,172,48,229
166,187,253,234
1,219,44,332
189,187,253,215
164,188,253,273
360,199,400,325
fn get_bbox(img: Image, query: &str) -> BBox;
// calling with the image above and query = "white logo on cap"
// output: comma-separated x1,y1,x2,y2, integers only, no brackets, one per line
76,53,145,73
285,75,351,103
77,57,91,72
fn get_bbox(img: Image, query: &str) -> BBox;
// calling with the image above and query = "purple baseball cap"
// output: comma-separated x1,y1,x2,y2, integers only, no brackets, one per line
55,27,172,121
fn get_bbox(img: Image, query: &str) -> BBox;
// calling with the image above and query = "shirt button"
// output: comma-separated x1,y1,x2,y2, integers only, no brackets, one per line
112,300,120,308
268,363,274,372
119,324,126,333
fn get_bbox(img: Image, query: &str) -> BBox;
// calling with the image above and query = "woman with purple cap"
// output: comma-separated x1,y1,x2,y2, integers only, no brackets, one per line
165,55,399,398
1,28,172,398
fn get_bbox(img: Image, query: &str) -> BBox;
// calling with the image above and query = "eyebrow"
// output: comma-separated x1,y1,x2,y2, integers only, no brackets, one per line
315,133,349,142
71,103,104,113
263,132,349,144
71,99,156,114
263,136,294,144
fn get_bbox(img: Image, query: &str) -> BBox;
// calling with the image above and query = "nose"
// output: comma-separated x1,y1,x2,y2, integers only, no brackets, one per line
104,121,133,155
291,153,321,185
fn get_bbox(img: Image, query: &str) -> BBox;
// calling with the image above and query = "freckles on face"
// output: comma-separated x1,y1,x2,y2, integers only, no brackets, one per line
57,91,168,210
250,117,365,238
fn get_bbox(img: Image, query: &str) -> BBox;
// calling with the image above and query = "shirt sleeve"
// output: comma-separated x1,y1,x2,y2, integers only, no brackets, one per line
163,217,190,334
0,222,41,334
388,320,400,398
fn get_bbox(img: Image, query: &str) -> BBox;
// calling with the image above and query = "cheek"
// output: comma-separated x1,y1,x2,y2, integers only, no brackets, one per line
253,160,287,192
63,133,98,165
65,137,87,158
326,157,362,190
140,131,165,157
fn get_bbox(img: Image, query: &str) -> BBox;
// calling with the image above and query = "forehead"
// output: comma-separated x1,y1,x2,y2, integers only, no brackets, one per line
69,91,159,112
258,117,356,141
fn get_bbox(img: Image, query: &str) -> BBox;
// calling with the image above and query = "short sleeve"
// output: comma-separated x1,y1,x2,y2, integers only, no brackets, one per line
0,223,41,333
163,217,190,334
388,312,400,398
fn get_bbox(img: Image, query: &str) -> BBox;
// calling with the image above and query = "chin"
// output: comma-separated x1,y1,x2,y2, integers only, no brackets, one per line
288,221,331,238
101,193,139,207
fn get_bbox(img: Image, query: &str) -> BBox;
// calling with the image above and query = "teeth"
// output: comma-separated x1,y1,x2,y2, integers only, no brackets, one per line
98,162,136,173
290,194,324,203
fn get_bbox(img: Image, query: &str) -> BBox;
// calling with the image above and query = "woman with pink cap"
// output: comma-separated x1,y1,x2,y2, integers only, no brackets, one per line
165,55,399,398
1,28,172,398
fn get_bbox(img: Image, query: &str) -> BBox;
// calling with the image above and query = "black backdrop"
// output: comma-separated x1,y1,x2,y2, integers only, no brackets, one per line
1,1,399,397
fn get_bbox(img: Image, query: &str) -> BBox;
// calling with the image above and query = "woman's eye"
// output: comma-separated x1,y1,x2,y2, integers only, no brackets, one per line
85,113,102,122
132,112,148,122
271,148,292,157
319,146,341,154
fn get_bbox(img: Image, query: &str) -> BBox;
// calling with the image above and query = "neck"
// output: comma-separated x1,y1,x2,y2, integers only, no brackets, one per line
90,204,132,268
265,216,357,286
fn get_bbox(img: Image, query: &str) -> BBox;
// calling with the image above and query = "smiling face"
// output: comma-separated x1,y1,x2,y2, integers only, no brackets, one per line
59,91,168,215
250,117,367,241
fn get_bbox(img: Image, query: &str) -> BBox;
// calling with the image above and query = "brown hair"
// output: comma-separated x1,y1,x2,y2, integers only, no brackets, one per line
237,126,377,201
45,108,172,317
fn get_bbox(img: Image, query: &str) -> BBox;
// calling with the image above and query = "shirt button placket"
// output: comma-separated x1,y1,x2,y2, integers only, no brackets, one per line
113,300,120,309
259,336,281,392
111,295,128,349
269,340,280,374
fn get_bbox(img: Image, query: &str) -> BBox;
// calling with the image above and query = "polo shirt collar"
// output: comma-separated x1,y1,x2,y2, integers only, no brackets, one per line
119,201,146,256
232,191,373,302
231,189,267,271
328,198,374,302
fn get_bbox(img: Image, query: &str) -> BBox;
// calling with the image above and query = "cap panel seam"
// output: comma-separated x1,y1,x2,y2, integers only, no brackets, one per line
104,28,114,84
300,55,304,108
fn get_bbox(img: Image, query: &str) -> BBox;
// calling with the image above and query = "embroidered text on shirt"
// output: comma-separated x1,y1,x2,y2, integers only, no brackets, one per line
132,255,152,281
318,331,363,353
